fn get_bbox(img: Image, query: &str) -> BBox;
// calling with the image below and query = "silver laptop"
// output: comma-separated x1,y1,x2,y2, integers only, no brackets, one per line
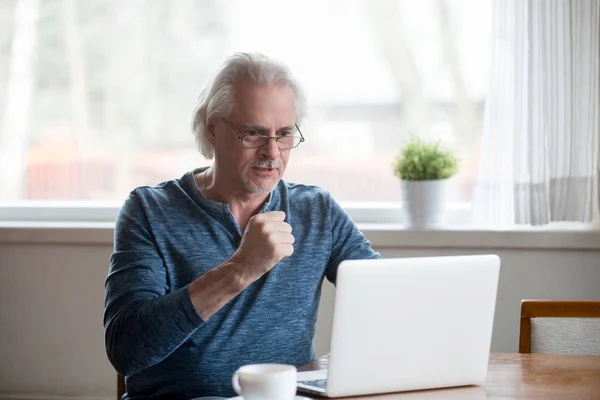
297,255,501,398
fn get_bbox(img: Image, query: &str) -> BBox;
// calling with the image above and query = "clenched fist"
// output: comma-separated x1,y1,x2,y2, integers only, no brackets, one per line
231,211,294,276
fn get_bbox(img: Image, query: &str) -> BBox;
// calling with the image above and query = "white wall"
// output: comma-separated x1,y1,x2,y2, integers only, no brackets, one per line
1,235,599,399
0,244,114,400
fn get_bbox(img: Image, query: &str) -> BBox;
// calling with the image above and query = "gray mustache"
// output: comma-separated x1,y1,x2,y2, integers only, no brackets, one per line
252,161,282,169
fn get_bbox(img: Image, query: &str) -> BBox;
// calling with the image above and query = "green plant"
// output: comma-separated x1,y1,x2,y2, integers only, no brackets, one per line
392,136,459,181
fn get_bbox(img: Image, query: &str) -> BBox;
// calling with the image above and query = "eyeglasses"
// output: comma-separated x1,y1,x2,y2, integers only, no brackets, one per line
222,119,305,150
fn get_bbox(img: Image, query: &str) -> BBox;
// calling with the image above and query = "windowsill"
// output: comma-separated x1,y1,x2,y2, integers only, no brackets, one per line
357,224,600,250
0,222,115,245
0,222,599,250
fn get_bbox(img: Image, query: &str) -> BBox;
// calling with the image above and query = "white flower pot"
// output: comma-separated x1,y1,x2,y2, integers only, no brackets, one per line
401,179,450,229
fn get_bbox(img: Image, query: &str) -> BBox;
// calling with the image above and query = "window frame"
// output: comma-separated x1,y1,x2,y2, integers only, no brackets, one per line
0,201,473,225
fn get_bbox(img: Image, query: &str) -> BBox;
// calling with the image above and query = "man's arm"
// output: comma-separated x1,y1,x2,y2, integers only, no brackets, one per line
103,191,205,376
188,210,294,319
325,195,382,284
104,193,293,376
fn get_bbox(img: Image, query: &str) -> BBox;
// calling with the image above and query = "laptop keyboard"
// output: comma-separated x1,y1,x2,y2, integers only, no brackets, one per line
298,379,328,389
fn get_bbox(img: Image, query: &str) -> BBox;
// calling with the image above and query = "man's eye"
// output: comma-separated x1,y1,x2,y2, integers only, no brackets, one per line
245,131,261,136
279,131,292,137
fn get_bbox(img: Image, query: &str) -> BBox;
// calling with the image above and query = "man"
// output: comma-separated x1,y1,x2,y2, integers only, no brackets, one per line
104,52,380,400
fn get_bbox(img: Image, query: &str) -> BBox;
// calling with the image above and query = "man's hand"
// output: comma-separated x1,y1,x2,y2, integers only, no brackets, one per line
188,211,294,320
232,211,295,277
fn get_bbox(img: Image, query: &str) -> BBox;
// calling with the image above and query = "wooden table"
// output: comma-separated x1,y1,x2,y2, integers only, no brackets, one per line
298,352,600,399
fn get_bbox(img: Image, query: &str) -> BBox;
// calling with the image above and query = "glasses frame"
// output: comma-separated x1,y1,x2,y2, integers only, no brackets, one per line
222,118,305,150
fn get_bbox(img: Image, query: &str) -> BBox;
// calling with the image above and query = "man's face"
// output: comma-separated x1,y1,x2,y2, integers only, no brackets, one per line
209,81,297,195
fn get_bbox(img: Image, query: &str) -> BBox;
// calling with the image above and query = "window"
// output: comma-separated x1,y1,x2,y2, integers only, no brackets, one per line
0,0,491,217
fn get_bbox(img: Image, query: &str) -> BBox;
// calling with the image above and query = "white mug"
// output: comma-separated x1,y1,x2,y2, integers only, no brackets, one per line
231,363,297,400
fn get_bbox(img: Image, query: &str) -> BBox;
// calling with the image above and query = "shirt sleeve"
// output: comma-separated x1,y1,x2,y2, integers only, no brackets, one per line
325,194,382,284
103,190,204,376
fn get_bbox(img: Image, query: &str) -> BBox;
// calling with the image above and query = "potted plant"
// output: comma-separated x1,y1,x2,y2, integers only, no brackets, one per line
392,136,459,229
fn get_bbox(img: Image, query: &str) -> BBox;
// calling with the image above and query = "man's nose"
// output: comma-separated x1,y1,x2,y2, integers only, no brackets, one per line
260,137,281,159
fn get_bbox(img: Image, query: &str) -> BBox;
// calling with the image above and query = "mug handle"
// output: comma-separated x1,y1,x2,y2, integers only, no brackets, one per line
231,370,242,396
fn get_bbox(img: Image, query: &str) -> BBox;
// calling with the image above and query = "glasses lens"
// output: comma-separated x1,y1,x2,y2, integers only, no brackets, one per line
241,136,268,148
241,135,302,149
277,136,301,149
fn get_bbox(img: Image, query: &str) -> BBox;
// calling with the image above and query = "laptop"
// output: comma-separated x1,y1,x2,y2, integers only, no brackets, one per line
296,254,501,398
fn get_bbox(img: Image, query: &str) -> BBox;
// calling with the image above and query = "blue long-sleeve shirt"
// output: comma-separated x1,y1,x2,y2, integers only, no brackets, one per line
103,168,380,399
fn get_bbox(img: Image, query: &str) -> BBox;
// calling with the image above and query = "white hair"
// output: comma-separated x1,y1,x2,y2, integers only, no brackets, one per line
191,52,308,159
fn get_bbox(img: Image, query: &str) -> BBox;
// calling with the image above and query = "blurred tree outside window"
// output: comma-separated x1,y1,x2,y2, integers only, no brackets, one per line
0,0,491,204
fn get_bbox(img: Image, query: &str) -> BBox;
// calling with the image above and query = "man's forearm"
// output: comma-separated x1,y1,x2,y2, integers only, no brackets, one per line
188,258,257,320
105,258,256,376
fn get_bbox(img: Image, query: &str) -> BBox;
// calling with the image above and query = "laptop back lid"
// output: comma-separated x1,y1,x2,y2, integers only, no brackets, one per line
325,255,500,397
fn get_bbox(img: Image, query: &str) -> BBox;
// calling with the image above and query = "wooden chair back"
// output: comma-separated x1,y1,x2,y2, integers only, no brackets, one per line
519,300,600,354
117,374,125,400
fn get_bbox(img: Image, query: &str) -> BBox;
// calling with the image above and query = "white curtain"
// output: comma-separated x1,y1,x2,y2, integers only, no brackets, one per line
473,0,599,226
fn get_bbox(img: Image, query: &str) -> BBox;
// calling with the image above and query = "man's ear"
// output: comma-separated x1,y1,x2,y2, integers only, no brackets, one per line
206,120,216,146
